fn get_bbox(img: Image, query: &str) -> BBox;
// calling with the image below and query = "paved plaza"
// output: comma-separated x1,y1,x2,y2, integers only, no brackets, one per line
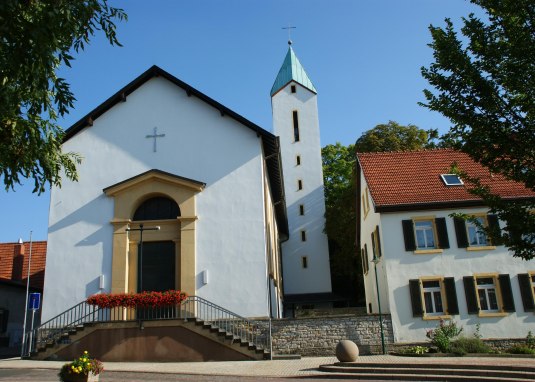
1,355,535,380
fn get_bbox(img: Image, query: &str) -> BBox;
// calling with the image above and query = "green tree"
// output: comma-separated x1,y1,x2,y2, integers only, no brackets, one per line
323,122,436,303
0,0,127,194
322,142,359,303
355,120,439,152
421,0,535,259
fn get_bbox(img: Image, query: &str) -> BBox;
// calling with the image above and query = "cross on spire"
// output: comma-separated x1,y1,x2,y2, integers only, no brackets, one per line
146,126,165,152
282,25,296,45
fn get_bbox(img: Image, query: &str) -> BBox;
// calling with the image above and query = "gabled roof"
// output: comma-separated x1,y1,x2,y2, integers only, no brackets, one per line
103,169,206,196
63,65,288,237
0,241,47,289
357,149,535,212
270,46,317,96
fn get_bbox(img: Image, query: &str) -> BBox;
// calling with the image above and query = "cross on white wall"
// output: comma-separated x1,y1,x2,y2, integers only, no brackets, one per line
146,127,165,152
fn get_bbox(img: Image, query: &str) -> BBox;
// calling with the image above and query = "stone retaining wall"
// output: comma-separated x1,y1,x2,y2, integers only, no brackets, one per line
271,314,394,356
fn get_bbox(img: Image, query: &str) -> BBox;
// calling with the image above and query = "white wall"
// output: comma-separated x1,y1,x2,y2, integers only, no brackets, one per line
272,82,331,295
359,172,390,315
43,77,272,320
380,208,535,342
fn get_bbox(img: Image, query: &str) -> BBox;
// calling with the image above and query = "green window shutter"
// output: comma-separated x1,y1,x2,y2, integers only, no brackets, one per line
518,273,535,312
409,279,423,317
402,220,416,251
444,277,459,315
463,276,479,314
498,274,515,312
454,217,469,248
435,218,450,249
376,226,382,257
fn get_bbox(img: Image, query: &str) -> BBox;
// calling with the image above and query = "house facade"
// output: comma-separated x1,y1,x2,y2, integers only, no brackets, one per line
357,149,535,343
0,240,46,352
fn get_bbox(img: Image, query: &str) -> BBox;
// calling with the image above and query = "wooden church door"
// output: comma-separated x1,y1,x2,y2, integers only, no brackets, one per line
137,241,175,292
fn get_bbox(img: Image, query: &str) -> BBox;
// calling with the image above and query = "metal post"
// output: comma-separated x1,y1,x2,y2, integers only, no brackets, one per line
20,231,32,358
28,309,36,355
372,256,386,354
139,224,144,292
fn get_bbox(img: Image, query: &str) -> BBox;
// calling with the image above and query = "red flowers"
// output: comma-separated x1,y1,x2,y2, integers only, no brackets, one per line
87,290,187,308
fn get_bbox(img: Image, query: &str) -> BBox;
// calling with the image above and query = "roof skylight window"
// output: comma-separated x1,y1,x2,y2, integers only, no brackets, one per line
440,174,464,186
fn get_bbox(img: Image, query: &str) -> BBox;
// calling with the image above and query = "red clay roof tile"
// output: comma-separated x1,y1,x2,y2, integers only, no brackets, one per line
357,149,535,208
0,241,47,289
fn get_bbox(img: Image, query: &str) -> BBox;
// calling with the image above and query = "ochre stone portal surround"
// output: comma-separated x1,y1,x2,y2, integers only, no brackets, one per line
104,171,204,298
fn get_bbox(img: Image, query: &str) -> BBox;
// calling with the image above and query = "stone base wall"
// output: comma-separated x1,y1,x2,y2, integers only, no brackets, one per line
271,314,394,356
269,315,529,356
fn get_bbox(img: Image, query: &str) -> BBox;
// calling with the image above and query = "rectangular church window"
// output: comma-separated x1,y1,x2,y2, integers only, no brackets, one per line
293,111,300,142
298,179,303,190
299,204,305,215
301,230,306,241
296,155,301,165
291,85,296,93
302,256,308,268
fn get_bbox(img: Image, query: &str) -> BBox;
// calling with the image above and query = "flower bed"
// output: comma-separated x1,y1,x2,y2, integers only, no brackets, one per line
86,290,187,308
59,350,103,382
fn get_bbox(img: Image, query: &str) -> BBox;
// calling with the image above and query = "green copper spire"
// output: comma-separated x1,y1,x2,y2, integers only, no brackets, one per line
270,45,317,96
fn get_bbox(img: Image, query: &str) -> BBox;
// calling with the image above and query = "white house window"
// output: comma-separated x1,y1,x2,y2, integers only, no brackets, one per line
409,277,459,318
467,217,489,246
476,277,499,312
414,220,436,249
422,280,444,315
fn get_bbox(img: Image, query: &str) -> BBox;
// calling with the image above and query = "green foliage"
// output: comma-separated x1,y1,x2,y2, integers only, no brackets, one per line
425,319,463,353
527,331,535,349
420,0,535,260
450,336,492,354
407,346,429,355
0,0,127,194
354,121,439,152
322,142,359,302
507,346,535,355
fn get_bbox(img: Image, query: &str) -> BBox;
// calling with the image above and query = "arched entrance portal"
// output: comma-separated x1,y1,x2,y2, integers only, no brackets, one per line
103,170,205,300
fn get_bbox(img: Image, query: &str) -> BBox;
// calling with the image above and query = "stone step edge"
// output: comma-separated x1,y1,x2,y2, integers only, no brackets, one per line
319,365,534,379
332,362,535,373
317,370,534,382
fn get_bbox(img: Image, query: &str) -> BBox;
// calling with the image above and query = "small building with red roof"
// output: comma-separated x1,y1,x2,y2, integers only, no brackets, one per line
0,240,47,354
356,148,535,344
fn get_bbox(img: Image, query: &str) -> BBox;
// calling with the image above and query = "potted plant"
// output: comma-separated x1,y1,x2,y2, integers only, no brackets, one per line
58,350,103,382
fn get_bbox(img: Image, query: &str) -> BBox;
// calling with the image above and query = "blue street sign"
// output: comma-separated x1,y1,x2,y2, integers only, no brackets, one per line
28,293,41,310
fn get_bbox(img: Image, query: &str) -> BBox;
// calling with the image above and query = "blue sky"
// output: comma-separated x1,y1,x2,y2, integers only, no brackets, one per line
1,0,481,242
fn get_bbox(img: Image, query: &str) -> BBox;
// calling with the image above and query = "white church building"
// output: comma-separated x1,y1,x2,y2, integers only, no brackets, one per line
42,45,332,322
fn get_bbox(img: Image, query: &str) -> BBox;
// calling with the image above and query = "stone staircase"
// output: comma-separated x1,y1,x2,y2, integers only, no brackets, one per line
24,296,271,362
30,317,269,361
319,361,535,381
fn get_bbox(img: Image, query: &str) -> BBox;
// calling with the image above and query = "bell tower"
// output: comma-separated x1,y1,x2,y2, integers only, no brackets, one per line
271,42,332,298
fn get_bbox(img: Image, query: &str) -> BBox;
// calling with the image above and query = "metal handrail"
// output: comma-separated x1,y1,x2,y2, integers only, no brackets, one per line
22,296,270,357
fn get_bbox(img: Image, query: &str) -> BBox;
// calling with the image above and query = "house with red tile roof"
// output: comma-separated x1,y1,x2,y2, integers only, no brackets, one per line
0,241,46,353
356,148,535,344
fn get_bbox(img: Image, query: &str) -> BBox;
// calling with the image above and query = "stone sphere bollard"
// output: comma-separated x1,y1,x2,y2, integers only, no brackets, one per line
335,340,359,362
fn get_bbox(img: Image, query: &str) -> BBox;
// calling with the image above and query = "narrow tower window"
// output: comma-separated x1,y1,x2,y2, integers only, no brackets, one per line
299,204,305,215
301,230,307,242
297,179,303,190
291,85,296,93
293,111,300,142
301,256,308,269
296,155,301,166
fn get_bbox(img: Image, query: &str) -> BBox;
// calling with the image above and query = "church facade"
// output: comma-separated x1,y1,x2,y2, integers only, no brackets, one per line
42,47,332,321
